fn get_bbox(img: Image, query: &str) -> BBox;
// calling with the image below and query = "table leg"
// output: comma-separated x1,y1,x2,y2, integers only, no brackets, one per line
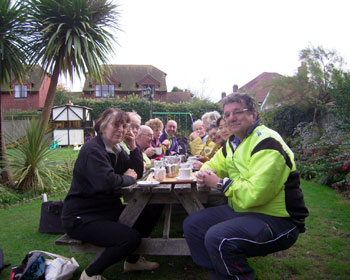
174,189,204,215
118,191,152,227
162,204,172,239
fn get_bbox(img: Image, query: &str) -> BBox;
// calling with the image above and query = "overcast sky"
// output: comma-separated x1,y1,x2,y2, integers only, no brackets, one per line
66,0,350,102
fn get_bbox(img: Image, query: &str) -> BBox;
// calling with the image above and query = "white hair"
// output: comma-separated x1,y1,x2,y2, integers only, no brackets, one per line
192,119,203,130
201,111,220,124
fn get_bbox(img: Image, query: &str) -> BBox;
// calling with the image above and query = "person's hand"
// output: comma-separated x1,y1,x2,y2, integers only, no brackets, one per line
196,169,220,188
192,161,203,171
124,168,137,179
124,129,136,150
144,147,155,157
162,139,170,148
195,155,206,162
189,131,199,141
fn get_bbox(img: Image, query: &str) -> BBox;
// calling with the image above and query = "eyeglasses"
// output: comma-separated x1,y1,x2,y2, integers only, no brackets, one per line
142,133,154,139
223,109,249,120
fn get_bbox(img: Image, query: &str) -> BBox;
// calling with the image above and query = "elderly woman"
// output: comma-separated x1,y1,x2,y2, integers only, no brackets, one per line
61,108,160,280
189,118,217,158
145,118,169,159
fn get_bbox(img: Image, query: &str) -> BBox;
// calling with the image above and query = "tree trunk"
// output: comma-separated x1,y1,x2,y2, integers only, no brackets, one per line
39,62,61,135
0,99,13,184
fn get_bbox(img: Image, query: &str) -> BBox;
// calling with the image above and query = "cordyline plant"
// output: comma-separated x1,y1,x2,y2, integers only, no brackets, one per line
4,119,69,193
0,0,30,183
25,0,120,133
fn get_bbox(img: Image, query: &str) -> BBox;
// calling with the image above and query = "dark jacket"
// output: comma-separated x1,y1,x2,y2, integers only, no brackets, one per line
62,134,143,228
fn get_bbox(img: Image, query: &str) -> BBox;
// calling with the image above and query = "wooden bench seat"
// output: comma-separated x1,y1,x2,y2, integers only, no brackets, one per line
56,234,190,256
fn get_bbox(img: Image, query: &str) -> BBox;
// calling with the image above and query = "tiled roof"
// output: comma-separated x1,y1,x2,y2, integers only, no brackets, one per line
239,72,281,103
167,91,192,103
83,64,167,92
0,65,46,92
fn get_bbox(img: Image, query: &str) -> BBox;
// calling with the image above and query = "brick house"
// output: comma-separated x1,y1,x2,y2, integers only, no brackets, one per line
0,66,50,111
220,72,281,110
83,65,168,102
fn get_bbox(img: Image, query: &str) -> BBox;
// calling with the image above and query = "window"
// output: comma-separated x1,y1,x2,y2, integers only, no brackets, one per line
14,85,27,98
95,84,115,98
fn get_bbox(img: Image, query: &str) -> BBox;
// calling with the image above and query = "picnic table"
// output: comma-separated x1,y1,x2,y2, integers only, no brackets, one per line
56,170,210,258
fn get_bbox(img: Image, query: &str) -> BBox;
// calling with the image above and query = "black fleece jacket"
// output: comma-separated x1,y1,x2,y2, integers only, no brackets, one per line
61,134,143,227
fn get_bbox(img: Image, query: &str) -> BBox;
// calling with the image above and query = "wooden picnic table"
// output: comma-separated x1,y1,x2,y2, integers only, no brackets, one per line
56,170,210,257
116,170,210,255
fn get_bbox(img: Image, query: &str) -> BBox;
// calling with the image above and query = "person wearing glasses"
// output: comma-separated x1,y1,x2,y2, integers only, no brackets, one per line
183,94,309,280
62,108,160,280
136,125,155,169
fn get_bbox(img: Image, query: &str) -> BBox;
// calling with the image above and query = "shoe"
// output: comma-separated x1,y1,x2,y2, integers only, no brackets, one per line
80,270,107,280
123,256,160,272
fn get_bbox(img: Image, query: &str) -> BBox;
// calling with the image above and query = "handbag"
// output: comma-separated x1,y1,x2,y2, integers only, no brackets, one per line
30,251,79,280
10,251,46,280
38,201,65,234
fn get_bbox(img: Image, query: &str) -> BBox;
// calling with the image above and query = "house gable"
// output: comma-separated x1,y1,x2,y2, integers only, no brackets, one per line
239,72,281,104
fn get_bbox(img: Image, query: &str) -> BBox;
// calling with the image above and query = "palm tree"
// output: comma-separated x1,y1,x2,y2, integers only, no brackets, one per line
0,0,29,183
26,0,120,131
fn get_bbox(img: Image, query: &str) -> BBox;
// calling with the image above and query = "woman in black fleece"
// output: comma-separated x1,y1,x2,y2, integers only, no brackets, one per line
62,108,162,280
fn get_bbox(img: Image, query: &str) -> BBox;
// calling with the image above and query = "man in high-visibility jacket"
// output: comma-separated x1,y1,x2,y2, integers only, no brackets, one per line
183,94,309,280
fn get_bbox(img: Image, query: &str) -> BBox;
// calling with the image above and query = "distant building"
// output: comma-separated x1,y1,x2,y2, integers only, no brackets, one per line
220,72,281,110
83,64,168,101
0,66,50,111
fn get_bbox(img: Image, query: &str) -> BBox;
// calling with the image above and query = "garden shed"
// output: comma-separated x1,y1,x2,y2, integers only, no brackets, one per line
51,103,93,146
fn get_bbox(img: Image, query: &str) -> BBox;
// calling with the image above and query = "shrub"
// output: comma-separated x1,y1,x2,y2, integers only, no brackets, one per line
293,122,350,196
4,119,71,193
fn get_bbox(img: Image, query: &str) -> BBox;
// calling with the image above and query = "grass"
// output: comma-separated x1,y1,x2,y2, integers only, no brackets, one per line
0,181,349,279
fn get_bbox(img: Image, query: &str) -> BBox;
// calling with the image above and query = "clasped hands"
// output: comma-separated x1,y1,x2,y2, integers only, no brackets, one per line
196,168,221,189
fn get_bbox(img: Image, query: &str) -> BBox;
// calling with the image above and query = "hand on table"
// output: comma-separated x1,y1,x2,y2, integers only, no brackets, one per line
192,161,203,171
195,155,206,162
124,168,137,179
196,169,220,189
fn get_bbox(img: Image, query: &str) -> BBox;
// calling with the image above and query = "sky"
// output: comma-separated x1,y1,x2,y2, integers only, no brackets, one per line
65,0,350,102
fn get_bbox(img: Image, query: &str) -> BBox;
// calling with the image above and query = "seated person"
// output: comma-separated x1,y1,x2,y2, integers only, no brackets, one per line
183,94,309,280
145,118,169,159
201,111,220,131
192,121,221,170
136,125,155,169
159,120,179,155
61,108,162,280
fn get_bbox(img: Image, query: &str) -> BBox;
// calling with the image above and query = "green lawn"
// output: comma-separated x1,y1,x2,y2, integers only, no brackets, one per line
0,181,349,280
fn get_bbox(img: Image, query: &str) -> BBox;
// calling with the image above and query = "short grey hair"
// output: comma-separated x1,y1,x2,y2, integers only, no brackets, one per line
127,111,141,122
192,119,203,130
202,111,220,124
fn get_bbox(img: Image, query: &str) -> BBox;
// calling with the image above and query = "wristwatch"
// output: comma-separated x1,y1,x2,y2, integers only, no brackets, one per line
216,178,233,193
216,179,225,192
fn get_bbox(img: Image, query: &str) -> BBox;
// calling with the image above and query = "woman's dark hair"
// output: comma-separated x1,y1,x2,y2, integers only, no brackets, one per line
216,116,224,127
94,108,130,134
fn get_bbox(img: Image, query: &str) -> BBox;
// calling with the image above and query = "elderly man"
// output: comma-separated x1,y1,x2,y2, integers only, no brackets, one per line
183,94,309,280
136,125,155,170
159,120,179,155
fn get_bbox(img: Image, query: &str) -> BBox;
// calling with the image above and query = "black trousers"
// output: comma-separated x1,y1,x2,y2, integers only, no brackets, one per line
183,205,300,280
65,204,163,276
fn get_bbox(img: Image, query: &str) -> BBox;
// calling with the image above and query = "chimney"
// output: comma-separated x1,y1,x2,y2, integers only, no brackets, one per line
233,84,238,94
221,92,226,100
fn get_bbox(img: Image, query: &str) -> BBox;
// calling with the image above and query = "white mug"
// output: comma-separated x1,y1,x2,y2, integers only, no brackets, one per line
155,146,162,155
178,168,191,179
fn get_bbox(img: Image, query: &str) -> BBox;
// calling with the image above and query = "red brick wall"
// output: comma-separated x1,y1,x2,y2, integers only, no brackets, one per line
1,92,39,111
